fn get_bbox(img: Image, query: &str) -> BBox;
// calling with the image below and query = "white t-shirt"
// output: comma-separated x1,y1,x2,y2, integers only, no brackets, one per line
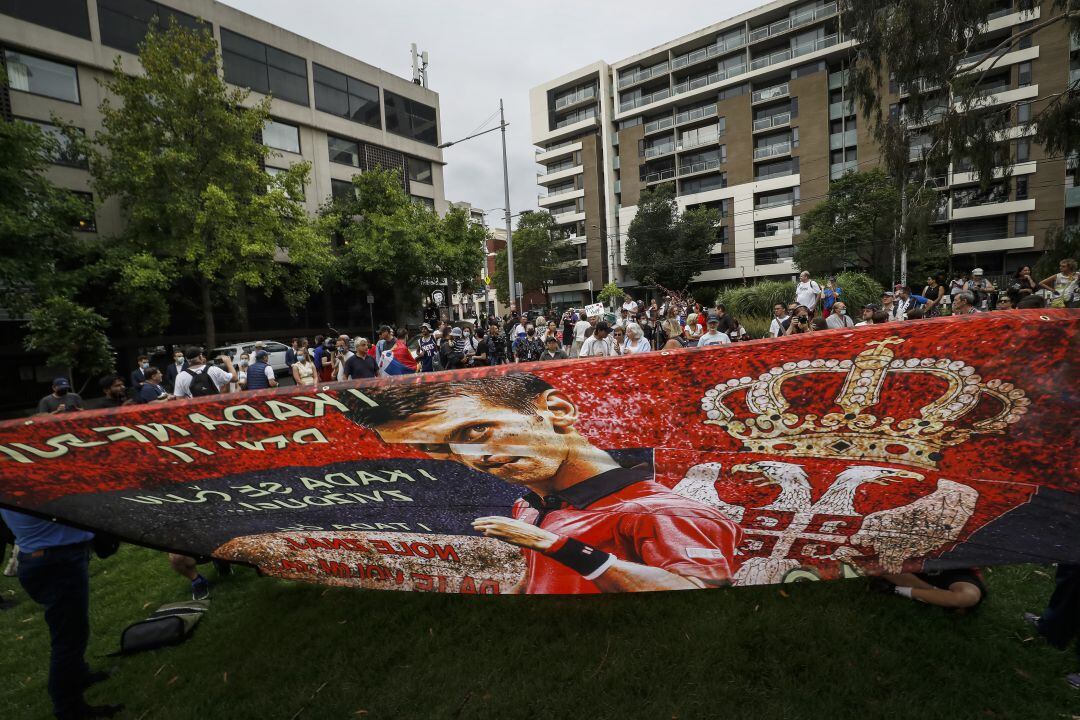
622,300,639,314
336,351,355,382
573,320,592,342
768,316,789,337
697,330,732,347
173,364,233,398
625,337,652,354
795,280,821,310
826,313,855,329
579,335,614,357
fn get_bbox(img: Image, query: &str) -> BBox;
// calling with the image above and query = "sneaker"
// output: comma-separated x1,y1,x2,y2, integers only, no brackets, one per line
191,574,210,601
1067,672,1079,690
1022,612,1040,629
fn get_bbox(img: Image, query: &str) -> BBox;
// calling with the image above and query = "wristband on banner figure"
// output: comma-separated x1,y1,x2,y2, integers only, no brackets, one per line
542,536,614,580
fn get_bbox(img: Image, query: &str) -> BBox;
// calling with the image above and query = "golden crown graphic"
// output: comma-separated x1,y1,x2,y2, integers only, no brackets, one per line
700,337,1029,469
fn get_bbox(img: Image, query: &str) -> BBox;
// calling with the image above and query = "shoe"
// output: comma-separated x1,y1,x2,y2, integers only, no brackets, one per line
83,669,111,689
1067,672,1079,690
191,574,210,601
212,559,232,576
1022,611,1040,629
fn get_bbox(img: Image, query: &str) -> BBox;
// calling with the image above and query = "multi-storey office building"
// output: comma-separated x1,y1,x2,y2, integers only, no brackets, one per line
531,0,1075,305
0,0,448,238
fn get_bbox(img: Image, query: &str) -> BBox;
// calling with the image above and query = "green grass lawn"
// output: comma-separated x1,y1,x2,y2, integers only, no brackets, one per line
1,545,1077,720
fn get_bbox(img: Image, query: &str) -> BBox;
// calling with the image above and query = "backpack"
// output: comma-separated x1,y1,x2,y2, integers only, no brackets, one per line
185,367,218,397
114,601,208,655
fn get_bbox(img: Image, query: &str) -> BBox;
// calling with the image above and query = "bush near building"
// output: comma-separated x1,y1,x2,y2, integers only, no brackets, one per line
718,272,884,318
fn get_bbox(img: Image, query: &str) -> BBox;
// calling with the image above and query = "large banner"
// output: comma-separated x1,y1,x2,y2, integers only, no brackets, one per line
0,310,1077,594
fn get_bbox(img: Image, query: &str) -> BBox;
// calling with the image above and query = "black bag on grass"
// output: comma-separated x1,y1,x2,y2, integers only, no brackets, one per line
115,601,208,655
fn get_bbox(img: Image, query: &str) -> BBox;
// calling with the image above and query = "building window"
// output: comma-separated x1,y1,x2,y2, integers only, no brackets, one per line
19,119,88,168
1017,22,1033,49
1015,211,1029,236
680,172,727,196
266,166,304,200
262,119,300,154
407,156,432,184
0,0,91,38
220,28,308,106
384,90,437,146
327,135,360,167
411,195,435,210
1016,176,1028,200
71,191,95,233
330,178,356,202
1015,138,1030,163
313,63,381,128
1017,102,1031,124
1017,61,1032,87
3,49,79,103
97,0,202,55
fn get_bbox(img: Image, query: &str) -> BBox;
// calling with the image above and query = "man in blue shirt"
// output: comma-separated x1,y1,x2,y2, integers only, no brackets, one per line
0,509,121,719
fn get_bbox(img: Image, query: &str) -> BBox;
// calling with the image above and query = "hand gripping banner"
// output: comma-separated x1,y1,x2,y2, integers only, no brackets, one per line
0,310,1076,594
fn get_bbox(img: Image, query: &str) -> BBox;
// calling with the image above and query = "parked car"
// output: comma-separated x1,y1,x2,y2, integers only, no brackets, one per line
210,340,291,375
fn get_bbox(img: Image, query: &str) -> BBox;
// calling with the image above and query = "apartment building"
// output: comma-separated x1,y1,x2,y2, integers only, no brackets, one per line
0,0,449,244
530,0,1074,305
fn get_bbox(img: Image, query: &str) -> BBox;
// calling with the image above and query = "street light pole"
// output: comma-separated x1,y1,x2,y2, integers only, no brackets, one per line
499,99,515,317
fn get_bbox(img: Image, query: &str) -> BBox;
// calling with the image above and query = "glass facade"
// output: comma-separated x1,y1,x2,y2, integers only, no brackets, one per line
97,0,202,55
20,119,88,168
313,63,381,128
0,0,91,38
3,49,79,102
220,28,308,106
384,90,437,146
262,119,300,154
327,135,361,167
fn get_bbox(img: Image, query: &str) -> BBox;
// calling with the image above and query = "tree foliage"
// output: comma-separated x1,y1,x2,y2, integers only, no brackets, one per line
320,169,487,323
625,184,719,291
25,297,114,386
1034,225,1080,278
843,0,1080,189
719,272,884,318
87,21,332,347
491,211,571,306
795,170,947,287
597,281,623,307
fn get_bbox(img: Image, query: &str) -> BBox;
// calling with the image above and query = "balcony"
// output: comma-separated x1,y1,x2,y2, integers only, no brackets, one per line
754,140,792,160
1066,185,1080,208
753,111,791,132
537,164,582,185
538,186,580,206
676,103,718,126
750,16,791,43
535,140,581,164
641,168,676,184
678,126,723,151
643,143,675,159
618,61,669,89
644,115,675,134
828,98,854,118
671,34,747,71
909,144,933,161
751,47,792,71
679,158,723,177
792,33,840,59
829,128,857,150
790,2,838,30
830,160,858,179
620,87,671,113
755,165,796,181
554,108,597,129
756,195,795,211
752,82,789,104
554,86,596,111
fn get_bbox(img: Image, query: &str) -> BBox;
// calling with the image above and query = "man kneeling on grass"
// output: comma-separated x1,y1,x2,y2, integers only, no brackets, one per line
882,567,986,609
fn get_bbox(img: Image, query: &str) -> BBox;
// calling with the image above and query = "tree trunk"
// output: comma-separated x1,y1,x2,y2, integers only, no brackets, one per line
201,280,216,349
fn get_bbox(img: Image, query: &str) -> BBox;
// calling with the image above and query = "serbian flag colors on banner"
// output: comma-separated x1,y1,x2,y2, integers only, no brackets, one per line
0,310,1076,595
376,341,416,376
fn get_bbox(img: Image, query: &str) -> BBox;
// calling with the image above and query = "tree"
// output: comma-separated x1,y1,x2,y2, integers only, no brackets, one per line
597,281,622,308
319,169,486,325
795,170,947,287
1034,225,1080,278
625,184,719,291
87,22,333,347
0,93,111,383
844,1,1080,186
491,211,571,307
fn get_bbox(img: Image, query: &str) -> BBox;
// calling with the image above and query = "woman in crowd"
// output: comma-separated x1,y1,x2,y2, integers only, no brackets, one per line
684,312,704,342
624,323,652,354
660,306,683,349
1011,266,1038,298
922,274,945,316
1039,258,1078,307
291,344,317,387
822,277,842,318
786,305,814,335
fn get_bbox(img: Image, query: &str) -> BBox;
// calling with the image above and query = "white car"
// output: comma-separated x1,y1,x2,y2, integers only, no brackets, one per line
210,340,291,375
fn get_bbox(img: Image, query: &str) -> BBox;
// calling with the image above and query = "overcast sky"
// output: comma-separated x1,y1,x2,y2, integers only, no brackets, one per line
222,0,762,226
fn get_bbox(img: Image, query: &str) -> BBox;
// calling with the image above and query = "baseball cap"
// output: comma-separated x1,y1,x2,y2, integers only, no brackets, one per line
882,291,894,298
450,327,462,337
972,268,984,275
707,313,719,324
421,323,431,331
255,349,269,360
53,377,71,389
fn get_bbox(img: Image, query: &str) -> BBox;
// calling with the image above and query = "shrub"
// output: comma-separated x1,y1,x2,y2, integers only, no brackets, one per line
717,280,793,318
738,315,773,340
833,272,884,312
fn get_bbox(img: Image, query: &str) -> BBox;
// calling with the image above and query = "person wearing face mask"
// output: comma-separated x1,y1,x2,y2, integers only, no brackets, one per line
462,326,479,357
36,378,83,415
826,301,854,329
234,353,250,392
291,344,317,386
130,355,150,391
163,349,188,393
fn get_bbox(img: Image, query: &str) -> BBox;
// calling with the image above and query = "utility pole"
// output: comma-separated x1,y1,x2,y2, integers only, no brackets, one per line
898,186,908,288
500,99,515,316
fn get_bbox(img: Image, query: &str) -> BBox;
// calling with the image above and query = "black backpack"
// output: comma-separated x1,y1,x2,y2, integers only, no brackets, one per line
185,367,219,397
115,601,208,655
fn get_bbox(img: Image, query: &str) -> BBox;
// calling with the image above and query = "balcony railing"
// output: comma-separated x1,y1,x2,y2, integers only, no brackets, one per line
618,62,669,89
754,140,792,160
752,82,790,103
539,163,577,177
678,126,723,151
554,86,596,110
830,159,858,179
643,143,675,159
751,46,792,71
829,128,857,150
538,186,577,201
753,111,791,131
755,223,795,238
549,206,579,217
909,144,933,161
792,33,840,59
641,168,676,184
975,81,1012,98
679,158,722,177
620,87,671,112
671,34,747,70
644,115,675,134
790,1,838,30
960,47,1008,67
1065,185,1080,208
755,166,796,181
535,139,577,155
750,17,792,43
755,195,795,210
676,103,717,125
555,109,596,129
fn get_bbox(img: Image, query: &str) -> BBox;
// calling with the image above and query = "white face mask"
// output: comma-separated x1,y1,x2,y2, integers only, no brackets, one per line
174,357,184,365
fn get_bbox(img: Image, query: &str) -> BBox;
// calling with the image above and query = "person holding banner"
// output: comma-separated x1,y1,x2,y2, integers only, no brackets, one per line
346,374,742,594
